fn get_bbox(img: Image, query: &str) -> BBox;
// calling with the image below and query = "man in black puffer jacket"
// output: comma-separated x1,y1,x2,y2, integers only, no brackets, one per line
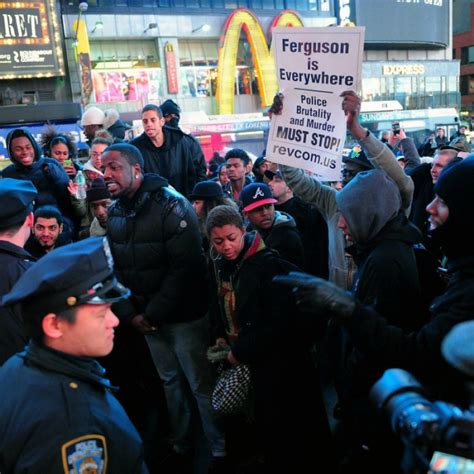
103,143,225,469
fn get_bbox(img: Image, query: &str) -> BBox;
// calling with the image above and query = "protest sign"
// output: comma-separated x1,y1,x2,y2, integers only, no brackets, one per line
266,27,365,180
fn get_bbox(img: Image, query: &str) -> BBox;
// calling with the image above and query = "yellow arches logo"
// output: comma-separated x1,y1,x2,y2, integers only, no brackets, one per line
216,9,303,114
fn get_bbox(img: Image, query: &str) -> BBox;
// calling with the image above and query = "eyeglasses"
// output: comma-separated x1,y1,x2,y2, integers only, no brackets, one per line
91,152,103,158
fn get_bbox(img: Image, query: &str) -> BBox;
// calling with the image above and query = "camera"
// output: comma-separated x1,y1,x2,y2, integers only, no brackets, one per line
370,369,474,473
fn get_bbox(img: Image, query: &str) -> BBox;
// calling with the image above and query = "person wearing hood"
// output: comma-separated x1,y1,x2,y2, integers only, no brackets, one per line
104,108,131,140
322,169,423,470
131,104,207,198
336,169,423,330
159,99,181,129
2,128,77,239
240,182,304,268
275,156,474,474
273,91,414,291
102,143,225,471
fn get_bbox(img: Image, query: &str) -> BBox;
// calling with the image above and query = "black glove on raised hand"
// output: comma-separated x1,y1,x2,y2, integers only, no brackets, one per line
273,271,356,320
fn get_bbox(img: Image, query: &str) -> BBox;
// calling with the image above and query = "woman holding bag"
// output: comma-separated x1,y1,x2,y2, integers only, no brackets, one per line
206,205,334,473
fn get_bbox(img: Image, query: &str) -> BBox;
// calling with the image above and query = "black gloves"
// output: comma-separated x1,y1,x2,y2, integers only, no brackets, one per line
273,271,356,321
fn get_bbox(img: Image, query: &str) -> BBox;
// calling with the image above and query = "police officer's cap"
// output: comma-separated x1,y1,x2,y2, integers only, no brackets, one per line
0,178,37,228
1,237,130,315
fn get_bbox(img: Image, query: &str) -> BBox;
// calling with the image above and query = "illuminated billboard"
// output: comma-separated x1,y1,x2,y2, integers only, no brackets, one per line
0,0,65,79
336,0,449,48
216,9,303,115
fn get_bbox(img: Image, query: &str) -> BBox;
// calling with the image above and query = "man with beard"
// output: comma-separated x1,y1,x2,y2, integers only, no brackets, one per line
103,143,226,471
25,206,71,259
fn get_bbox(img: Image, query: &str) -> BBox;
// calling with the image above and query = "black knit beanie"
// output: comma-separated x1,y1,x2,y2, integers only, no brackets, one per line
86,178,111,202
434,156,474,228
431,155,474,258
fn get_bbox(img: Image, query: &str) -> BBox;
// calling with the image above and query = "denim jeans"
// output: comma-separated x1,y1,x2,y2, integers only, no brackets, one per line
145,316,226,456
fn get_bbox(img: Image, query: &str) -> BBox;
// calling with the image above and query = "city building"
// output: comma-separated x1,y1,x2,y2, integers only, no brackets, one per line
453,0,474,123
0,0,460,156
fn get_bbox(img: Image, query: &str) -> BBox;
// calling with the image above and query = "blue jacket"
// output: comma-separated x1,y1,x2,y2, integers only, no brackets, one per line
0,342,148,473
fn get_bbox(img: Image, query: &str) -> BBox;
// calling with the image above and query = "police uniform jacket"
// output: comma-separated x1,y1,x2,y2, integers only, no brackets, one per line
107,174,208,325
0,341,148,473
0,241,34,364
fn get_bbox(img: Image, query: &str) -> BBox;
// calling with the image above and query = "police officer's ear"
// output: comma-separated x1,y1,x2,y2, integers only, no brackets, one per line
42,313,65,340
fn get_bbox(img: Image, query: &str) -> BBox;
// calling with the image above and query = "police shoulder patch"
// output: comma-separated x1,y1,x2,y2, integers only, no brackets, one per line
61,434,108,474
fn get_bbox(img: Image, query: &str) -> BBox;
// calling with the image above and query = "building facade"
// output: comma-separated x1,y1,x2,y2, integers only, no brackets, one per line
453,0,474,121
0,1,460,130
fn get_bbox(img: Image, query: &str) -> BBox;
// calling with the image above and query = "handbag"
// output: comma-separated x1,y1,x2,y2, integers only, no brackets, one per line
211,362,252,415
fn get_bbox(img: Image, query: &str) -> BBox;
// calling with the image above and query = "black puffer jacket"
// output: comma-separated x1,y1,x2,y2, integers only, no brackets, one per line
107,174,208,325
131,126,207,198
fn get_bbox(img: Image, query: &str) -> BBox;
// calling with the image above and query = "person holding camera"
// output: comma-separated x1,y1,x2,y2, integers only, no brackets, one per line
275,156,474,472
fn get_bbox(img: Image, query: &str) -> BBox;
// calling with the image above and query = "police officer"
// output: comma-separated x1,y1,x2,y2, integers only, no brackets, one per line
0,178,37,364
0,237,149,473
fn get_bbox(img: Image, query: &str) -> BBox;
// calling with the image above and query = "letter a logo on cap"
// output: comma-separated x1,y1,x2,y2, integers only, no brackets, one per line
252,187,265,199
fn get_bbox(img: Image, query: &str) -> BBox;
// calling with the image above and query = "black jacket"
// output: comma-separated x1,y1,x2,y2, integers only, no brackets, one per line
210,232,332,471
345,254,474,406
24,233,72,260
107,174,208,325
334,214,423,403
350,213,423,330
406,163,433,243
0,342,147,473
131,126,207,198
0,241,34,365
253,211,304,269
276,197,329,278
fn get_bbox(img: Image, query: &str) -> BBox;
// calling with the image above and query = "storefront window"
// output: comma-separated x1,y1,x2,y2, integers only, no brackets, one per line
362,78,382,101
178,40,218,97
448,76,458,92
425,77,441,93
90,40,162,102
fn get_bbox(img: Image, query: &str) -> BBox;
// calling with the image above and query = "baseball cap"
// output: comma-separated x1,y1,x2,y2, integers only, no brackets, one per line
240,182,277,212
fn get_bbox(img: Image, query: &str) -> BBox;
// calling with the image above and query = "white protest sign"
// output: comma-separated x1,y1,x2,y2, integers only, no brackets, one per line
266,27,365,180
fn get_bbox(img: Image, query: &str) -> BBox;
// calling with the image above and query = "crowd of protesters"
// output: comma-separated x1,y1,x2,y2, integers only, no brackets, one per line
0,93,473,474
